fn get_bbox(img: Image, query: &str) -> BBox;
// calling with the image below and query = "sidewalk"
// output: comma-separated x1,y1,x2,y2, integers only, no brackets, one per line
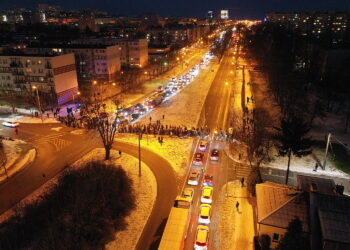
213,181,255,250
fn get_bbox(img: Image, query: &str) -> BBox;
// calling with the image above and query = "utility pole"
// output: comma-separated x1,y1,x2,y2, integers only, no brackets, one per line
32,86,43,123
323,133,331,170
138,133,142,177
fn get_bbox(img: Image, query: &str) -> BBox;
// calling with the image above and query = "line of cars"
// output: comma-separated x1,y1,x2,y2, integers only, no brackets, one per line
114,52,213,126
181,139,220,250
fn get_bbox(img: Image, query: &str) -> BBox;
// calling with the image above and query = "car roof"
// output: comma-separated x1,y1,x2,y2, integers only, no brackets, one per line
196,226,209,243
200,204,211,216
183,188,194,194
202,187,213,195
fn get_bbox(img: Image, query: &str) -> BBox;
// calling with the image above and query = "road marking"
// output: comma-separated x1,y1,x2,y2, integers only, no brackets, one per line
52,138,72,151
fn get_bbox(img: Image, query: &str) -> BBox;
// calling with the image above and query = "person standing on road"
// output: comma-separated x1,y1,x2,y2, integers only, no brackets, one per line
236,201,240,212
241,177,245,187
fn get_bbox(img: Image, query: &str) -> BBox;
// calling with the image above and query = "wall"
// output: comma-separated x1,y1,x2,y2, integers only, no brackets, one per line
258,223,287,249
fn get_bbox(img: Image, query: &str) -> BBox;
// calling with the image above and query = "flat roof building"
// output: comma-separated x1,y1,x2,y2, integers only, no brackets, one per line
0,53,78,105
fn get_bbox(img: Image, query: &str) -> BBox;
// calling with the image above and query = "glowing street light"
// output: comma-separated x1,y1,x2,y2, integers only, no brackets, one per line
32,86,43,123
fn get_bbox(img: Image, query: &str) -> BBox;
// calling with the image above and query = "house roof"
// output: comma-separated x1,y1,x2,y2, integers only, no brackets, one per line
256,182,309,231
297,174,335,195
318,209,350,244
309,192,350,249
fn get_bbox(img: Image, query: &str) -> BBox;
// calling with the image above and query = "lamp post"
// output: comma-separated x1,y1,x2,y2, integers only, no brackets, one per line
32,86,43,123
72,91,81,105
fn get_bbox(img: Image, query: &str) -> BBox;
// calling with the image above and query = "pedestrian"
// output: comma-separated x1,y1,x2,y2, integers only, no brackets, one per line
238,153,242,160
241,177,245,187
236,201,240,212
119,150,122,156
47,113,49,118
314,163,319,172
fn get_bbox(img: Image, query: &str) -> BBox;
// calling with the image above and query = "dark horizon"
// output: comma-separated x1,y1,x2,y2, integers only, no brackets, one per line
1,0,350,19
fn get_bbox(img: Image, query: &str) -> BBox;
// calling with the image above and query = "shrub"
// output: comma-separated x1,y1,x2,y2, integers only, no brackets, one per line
0,162,135,249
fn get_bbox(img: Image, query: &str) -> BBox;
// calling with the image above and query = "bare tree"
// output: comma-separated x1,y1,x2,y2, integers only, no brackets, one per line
83,99,118,160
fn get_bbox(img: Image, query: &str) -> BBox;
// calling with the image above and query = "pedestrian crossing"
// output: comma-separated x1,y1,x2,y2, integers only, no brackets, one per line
32,132,71,152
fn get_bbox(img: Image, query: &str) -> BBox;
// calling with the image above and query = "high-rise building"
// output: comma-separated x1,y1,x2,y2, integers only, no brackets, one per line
220,10,229,20
207,11,214,24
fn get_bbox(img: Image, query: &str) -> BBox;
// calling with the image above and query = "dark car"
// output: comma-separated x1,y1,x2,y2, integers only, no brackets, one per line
210,149,219,161
193,152,204,165
131,113,140,121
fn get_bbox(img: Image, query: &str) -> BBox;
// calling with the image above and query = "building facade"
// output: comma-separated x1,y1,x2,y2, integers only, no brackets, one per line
72,38,148,68
0,53,78,105
266,11,349,43
25,44,121,83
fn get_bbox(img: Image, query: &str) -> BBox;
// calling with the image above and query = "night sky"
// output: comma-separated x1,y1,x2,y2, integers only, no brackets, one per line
1,0,350,19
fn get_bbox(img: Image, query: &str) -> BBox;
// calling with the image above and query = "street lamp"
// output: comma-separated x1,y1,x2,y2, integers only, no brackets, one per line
72,91,81,104
32,86,43,123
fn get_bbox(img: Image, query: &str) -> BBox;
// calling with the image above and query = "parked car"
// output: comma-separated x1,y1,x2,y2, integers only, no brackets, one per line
194,225,209,250
193,153,204,165
187,171,200,186
202,175,213,187
210,149,219,161
201,186,213,204
181,187,194,203
198,140,208,152
198,204,212,224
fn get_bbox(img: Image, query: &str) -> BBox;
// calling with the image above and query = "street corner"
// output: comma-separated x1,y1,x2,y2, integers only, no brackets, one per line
0,139,36,183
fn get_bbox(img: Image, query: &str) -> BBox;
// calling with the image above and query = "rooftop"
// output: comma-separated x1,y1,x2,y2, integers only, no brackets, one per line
27,44,114,49
297,174,336,195
256,182,309,232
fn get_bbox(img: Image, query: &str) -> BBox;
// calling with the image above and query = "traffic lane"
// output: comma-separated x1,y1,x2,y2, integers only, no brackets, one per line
203,55,233,133
0,130,99,214
113,141,178,250
183,142,215,250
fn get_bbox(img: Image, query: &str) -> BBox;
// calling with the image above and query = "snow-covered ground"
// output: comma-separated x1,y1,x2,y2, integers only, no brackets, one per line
262,147,350,178
212,180,255,250
0,139,36,183
0,148,157,250
136,62,219,127
116,134,193,180
247,59,350,179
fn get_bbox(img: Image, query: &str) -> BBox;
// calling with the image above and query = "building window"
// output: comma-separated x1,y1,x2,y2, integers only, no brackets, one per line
272,233,280,242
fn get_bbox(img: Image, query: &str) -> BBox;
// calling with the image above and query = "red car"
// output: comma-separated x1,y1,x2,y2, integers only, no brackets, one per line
193,152,204,165
202,175,213,187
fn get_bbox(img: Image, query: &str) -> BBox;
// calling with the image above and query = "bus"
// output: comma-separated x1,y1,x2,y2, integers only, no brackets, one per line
158,196,191,250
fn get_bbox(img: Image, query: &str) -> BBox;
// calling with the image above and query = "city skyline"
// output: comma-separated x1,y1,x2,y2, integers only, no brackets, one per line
0,0,350,19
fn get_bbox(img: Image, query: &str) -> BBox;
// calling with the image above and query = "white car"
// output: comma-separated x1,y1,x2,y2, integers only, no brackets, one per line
187,171,200,186
199,204,211,224
181,187,194,203
198,140,208,152
201,186,213,204
194,225,209,250
2,121,19,127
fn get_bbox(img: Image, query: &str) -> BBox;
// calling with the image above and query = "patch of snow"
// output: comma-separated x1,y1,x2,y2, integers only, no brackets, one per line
51,127,63,132
70,129,87,135
136,62,219,127
213,181,255,250
116,134,193,180
262,147,350,178
0,139,35,183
